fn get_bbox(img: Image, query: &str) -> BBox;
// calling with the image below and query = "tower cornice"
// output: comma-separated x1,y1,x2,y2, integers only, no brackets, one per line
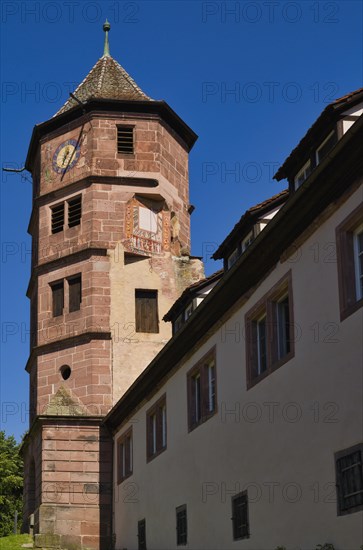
26,100,198,173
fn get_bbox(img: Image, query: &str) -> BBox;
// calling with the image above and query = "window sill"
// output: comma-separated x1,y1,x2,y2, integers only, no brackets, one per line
247,351,294,390
146,445,166,463
117,471,133,485
188,409,217,433
340,297,363,322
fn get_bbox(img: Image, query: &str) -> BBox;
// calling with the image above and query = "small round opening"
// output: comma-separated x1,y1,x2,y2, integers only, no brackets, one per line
60,365,71,380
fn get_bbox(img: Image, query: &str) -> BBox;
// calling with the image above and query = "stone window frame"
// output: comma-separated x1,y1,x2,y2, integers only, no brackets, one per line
336,202,363,321
146,394,167,462
187,346,217,432
117,427,133,484
245,270,294,389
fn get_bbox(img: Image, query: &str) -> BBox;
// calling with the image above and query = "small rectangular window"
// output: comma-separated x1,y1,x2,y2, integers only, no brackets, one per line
176,505,187,546
241,231,254,253
117,126,134,154
316,130,337,165
117,428,133,484
146,395,167,461
187,348,217,431
232,491,249,540
51,203,65,234
138,519,146,550
68,196,82,228
135,290,159,333
68,275,82,313
227,248,239,269
294,160,312,189
335,444,363,515
51,281,64,317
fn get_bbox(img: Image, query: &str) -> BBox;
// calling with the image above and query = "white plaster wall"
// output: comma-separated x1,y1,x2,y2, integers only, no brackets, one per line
113,185,363,550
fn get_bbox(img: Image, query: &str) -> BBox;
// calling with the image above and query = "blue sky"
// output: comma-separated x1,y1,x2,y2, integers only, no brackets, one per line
1,0,362,441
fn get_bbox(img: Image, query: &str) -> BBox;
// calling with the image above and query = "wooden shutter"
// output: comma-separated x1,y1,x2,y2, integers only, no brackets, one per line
135,290,158,333
68,275,81,312
51,281,64,317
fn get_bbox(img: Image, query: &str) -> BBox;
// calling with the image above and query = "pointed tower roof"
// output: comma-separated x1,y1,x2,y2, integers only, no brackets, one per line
54,21,151,117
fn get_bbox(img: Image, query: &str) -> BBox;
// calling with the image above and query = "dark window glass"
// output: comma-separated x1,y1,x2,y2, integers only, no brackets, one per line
51,281,64,317
138,519,146,550
176,505,187,546
232,491,249,540
68,275,82,312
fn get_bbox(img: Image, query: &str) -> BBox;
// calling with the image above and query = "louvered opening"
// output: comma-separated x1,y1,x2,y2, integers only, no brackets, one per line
68,275,82,312
117,126,134,154
51,280,64,317
51,203,65,234
68,196,82,227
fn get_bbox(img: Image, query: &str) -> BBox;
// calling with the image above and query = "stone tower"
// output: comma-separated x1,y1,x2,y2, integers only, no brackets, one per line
22,23,204,550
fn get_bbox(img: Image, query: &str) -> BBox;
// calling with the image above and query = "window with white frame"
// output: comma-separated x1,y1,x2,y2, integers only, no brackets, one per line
316,130,337,165
336,204,363,320
227,248,239,269
245,272,294,388
187,348,217,431
241,231,254,252
146,395,167,461
294,160,311,189
117,428,133,483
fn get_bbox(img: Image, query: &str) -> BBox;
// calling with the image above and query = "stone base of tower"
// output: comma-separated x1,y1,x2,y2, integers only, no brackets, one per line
22,418,112,550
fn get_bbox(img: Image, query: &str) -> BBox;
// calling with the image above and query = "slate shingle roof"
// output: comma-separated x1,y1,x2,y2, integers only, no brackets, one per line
54,55,151,116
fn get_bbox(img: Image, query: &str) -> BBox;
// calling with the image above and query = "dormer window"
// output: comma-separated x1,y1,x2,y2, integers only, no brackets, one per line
294,160,312,189
185,303,193,320
241,231,253,252
227,248,239,269
316,130,337,165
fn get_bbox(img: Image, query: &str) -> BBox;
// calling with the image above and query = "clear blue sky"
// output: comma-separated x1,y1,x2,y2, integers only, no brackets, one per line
1,0,362,441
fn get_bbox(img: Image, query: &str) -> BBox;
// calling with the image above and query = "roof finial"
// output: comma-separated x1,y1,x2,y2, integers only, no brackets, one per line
103,19,111,57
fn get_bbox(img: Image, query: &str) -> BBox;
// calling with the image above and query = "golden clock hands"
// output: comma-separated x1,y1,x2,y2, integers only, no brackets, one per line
62,147,70,166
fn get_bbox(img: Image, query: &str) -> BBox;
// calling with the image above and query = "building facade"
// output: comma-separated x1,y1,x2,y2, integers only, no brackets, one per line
21,24,203,550
21,22,363,550
106,90,363,549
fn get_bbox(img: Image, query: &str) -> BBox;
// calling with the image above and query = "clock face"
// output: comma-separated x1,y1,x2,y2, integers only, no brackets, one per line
52,139,80,174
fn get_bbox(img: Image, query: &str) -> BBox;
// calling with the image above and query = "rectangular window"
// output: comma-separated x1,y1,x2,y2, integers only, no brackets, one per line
335,444,363,515
241,231,254,252
294,160,312,189
51,203,65,234
51,280,64,317
227,248,239,269
137,519,146,550
117,126,134,154
68,196,82,228
232,491,249,540
68,275,82,313
187,348,217,431
135,290,159,333
316,130,337,165
246,272,294,388
176,505,187,546
146,395,167,461
336,204,363,320
117,428,133,484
